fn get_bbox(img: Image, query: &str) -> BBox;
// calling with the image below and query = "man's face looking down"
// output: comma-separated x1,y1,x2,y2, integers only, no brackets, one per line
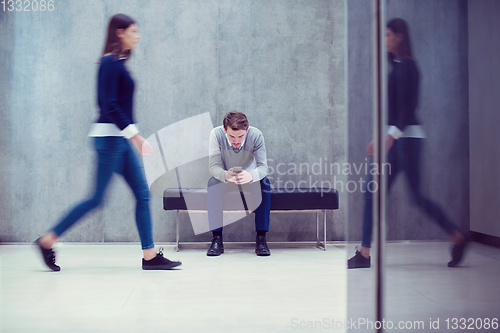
224,127,248,149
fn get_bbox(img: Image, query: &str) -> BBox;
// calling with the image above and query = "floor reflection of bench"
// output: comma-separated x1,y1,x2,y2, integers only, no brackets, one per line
163,188,339,252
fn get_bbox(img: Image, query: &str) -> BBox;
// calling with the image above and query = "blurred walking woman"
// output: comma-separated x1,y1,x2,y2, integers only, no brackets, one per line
348,18,467,269
34,14,181,271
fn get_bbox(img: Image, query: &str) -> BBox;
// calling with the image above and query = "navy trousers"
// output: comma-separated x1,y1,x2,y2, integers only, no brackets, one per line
362,138,458,248
207,176,271,232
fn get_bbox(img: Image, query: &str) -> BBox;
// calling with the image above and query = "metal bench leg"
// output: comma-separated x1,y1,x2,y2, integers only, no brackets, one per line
316,211,320,248
316,210,326,251
323,209,327,251
176,210,180,252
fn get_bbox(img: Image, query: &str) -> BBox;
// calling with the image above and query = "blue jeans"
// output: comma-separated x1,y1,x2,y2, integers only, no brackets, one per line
207,177,271,232
51,137,155,250
362,138,458,248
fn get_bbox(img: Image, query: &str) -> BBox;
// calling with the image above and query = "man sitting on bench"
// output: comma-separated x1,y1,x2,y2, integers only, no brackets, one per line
207,111,271,256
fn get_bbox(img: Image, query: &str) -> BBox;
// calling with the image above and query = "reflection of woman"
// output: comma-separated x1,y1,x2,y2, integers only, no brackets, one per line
348,18,467,269
34,14,181,271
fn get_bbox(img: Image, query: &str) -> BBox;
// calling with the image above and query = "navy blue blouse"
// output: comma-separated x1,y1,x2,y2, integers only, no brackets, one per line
388,58,420,132
96,55,135,130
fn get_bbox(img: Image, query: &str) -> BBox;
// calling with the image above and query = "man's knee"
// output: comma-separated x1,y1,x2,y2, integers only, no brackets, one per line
260,177,271,192
207,177,220,188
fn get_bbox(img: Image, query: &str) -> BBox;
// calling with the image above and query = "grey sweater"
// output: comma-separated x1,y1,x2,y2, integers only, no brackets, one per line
208,126,268,183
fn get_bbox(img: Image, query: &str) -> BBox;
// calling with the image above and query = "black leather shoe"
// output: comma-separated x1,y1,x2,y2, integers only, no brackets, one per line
255,235,271,256
33,237,61,272
207,235,224,256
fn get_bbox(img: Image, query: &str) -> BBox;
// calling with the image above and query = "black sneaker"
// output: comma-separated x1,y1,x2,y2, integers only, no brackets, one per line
206,235,224,256
142,248,182,270
347,249,371,269
33,237,61,272
255,235,271,256
448,238,468,267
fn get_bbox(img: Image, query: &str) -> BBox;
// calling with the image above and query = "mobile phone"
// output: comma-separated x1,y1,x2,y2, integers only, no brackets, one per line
232,167,242,173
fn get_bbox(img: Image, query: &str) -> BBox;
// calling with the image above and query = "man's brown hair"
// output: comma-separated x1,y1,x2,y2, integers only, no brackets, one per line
223,111,249,131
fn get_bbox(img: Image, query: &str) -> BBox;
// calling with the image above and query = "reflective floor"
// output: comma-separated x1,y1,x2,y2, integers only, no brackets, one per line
347,242,500,333
1,242,499,332
0,244,346,333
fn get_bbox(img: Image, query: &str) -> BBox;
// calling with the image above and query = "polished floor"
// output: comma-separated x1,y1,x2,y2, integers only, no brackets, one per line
0,243,345,333
347,242,500,333
0,241,498,332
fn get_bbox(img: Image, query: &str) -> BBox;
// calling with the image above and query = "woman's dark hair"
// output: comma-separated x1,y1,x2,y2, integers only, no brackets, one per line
100,14,136,62
387,18,414,63
223,111,249,131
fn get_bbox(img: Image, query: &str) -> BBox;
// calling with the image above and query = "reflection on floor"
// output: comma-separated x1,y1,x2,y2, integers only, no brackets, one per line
1,242,498,332
347,242,500,333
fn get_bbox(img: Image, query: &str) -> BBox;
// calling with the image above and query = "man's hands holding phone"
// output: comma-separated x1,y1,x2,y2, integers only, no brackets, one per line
225,167,253,184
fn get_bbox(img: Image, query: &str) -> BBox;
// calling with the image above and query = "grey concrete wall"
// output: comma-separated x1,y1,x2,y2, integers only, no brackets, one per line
0,11,15,243
0,0,346,243
468,0,500,238
347,0,470,244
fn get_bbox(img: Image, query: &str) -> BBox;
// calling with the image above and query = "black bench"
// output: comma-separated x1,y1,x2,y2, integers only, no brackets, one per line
163,187,339,251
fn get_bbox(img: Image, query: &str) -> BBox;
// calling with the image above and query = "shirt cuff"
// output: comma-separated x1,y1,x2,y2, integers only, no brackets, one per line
250,169,259,183
388,126,403,139
121,124,140,139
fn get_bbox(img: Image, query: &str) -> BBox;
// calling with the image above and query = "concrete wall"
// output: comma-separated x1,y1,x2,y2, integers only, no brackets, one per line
346,0,470,244
0,11,15,243
0,0,346,243
1,0,472,245
468,0,500,238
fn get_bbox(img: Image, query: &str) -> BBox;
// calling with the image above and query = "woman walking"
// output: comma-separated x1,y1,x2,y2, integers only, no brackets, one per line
34,14,181,271
348,18,467,269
